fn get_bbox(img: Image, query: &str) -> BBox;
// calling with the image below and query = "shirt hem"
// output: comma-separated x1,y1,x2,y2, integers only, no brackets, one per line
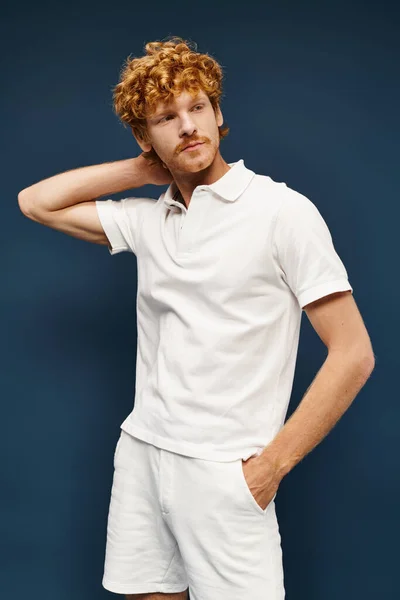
120,418,265,462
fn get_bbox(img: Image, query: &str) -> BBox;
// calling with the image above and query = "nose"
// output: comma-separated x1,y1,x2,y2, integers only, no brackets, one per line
179,114,198,139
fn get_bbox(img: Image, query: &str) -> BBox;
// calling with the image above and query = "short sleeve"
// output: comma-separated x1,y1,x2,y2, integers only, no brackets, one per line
272,190,353,309
95,197,155,256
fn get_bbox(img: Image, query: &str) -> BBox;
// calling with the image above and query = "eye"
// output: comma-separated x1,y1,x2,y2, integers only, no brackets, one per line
159,104,204,123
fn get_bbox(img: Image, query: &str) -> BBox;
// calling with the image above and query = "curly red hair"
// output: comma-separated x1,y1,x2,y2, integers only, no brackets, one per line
112,36,230,166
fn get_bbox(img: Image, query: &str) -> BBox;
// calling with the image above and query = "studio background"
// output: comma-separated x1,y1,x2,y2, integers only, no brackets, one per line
2,1,397,599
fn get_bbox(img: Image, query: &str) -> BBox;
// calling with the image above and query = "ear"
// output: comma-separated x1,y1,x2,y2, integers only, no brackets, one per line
131,127,152,153
216,105,223,128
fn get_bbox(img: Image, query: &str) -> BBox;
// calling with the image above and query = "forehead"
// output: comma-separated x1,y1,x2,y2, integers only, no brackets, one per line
149,90,208,118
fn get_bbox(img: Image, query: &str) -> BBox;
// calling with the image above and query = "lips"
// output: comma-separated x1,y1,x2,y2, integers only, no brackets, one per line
183,142,204,151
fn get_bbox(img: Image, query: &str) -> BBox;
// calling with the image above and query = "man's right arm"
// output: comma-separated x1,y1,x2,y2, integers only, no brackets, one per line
17,156,147,246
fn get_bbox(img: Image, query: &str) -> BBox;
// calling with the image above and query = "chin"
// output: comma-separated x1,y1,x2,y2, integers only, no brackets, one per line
183,148,215,167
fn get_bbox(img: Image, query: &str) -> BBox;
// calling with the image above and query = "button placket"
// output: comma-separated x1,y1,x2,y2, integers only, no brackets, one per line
176,189,207,255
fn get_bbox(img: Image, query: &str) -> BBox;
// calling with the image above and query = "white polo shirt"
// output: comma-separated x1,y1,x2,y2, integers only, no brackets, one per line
96,158,353,462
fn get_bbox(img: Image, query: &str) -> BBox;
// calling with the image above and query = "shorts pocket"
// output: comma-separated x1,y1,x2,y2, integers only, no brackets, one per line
234,458,273,516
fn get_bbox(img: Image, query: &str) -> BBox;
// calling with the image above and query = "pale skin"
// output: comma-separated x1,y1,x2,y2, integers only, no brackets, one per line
19,89,375,600
132,89,232,208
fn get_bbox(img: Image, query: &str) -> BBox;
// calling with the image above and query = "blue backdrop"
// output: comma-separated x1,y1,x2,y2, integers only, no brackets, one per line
3,1,397,598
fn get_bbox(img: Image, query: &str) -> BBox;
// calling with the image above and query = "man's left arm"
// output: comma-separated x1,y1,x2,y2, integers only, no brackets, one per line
260,289,375,485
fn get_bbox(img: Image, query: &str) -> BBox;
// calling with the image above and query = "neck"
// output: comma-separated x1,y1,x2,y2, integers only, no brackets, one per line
172,152,231,208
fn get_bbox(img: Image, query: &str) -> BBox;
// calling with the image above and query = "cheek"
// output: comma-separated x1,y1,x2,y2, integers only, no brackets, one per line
151,139,169,158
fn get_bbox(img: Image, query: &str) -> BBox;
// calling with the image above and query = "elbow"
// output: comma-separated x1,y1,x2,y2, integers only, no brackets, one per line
328,343,376,376
18,190,33,215
365,351,376,373
353,339,376,373
352,348,376,377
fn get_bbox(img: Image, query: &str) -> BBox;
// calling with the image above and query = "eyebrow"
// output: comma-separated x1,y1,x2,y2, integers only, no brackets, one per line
151,95,205,120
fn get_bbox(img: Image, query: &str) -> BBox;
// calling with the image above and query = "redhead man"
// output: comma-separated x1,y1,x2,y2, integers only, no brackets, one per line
18,35,375,600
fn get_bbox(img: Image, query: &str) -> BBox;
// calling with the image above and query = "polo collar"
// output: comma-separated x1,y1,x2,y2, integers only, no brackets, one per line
163,159,256,208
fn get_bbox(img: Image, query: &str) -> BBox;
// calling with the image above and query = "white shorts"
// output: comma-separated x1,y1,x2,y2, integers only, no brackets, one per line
102,429,285,599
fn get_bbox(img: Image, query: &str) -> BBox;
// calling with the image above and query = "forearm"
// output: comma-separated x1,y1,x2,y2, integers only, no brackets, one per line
262,349,374,480
18,156,145,213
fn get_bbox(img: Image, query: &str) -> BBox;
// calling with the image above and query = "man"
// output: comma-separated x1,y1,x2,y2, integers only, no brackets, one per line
18,36,375,600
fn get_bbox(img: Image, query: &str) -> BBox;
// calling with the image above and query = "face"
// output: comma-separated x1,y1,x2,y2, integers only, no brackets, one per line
138,90,224,174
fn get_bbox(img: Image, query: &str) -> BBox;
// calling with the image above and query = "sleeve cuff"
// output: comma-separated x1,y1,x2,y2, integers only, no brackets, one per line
95,199,129,255
298,278,353,309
